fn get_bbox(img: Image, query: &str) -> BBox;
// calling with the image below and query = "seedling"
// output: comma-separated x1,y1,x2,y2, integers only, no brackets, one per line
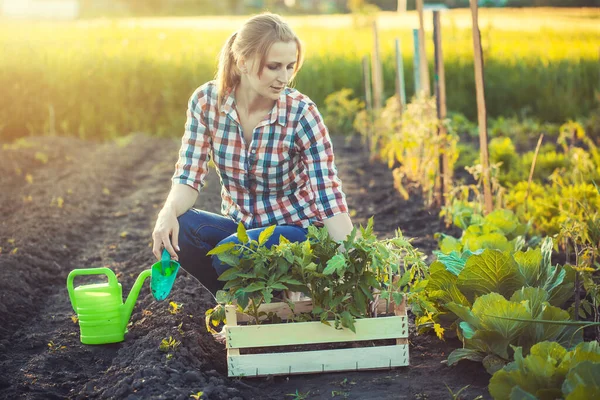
48,341,66,352
190,392,204,399
285,390,310,399
331,390,349,398
169,302,183,314
159,336,180,353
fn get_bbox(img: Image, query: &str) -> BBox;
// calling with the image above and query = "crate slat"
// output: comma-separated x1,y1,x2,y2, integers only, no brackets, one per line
226,315,407,349
234,297,403,323
228,344,409,377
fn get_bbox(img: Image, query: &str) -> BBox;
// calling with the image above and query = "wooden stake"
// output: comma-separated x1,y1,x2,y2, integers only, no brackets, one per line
416,0,430,96
362,55,373,152
433,11,450,207
470,0,493,214
371,19,383,110
395,38,406,114
412,29,421,96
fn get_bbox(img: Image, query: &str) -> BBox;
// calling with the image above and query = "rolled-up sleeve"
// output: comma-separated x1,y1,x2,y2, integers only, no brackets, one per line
172,88,211,192
295,103,348,220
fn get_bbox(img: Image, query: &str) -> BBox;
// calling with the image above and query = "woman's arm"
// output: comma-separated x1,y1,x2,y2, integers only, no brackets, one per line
153,85,212,260
152,183,198,260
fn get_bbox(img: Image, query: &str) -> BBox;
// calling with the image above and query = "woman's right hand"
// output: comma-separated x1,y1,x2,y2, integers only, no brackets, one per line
152,207,180,261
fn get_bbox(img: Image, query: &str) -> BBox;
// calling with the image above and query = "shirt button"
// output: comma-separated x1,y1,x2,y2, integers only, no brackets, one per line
251,149,256,154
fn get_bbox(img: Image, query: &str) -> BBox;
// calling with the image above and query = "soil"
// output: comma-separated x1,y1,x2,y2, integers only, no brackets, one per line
0,134,490,400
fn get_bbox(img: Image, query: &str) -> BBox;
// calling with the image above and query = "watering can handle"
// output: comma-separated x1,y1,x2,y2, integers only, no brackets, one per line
67,267,118,311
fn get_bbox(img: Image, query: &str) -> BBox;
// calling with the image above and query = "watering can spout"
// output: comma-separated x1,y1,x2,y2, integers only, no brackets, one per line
122,269,152,331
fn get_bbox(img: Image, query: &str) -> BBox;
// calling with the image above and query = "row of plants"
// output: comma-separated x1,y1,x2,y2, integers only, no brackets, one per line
322,81,600,397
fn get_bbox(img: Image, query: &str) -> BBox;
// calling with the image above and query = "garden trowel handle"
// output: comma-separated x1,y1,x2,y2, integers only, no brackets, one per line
161,248,171,273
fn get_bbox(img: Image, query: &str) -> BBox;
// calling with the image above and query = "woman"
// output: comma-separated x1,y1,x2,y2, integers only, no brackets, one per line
152,12,354,295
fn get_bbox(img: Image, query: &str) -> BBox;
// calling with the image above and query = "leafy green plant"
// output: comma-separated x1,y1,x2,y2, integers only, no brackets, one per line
206,218,426,331
447,288,583,374
488,341,600,400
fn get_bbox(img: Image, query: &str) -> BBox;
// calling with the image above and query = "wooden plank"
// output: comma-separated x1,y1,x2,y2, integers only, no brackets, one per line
233,297,403,323
226,316,408,349
225,305,240,357
228,344,409,377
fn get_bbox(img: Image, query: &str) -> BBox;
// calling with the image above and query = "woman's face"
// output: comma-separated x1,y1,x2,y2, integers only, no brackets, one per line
244,41,298,101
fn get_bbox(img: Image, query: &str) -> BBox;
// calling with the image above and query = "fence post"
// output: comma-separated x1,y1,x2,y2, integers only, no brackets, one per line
470,0,493,214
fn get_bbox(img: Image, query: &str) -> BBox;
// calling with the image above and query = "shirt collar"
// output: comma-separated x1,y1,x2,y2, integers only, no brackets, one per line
220,86,287,127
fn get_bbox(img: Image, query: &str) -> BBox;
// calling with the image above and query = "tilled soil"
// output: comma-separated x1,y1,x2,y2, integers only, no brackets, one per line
0,134,489,400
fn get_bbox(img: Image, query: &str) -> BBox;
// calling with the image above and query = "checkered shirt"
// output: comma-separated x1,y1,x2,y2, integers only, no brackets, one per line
172,81,348,229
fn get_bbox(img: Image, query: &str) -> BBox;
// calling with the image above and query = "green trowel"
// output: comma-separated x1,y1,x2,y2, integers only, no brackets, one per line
151,249,180,301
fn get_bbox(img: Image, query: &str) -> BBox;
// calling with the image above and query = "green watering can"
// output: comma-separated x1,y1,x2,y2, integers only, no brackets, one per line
67,250,180,345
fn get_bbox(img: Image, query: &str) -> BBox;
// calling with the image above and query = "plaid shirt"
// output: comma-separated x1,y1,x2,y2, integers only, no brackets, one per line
173,81,348,229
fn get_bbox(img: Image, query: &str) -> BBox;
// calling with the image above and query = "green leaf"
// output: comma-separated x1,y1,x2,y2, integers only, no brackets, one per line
258,225,276,246
446,302,480,329
459,321,476,339
509,386,538,400
217,268,240,281
447,348,485,366
216,252,240,267
323,254,346,275
434,250,468,276
457,249,525,301
463,231,512,253
565,385,600,400
270,282,288,290
262,288,273,304
340,311,356,333
439,234,462,254
215,290,229,304
472,293,532,343
279,277,303,285
242,282,265,292
237,222,249,243
484,209,519,236
207,241,236,255
509,287,549,318
514,248,542,286
427,267,470,307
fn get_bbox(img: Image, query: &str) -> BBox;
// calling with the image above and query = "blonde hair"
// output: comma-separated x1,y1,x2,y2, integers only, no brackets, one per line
216,13,304,106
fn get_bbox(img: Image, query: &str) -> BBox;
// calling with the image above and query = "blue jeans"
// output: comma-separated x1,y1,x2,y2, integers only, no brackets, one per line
177,209,308,295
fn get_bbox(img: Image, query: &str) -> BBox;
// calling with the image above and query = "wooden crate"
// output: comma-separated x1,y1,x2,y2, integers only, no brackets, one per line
224,297,409,377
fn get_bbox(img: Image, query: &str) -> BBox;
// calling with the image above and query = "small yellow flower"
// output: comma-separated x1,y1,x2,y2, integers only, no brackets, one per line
25,174,33,184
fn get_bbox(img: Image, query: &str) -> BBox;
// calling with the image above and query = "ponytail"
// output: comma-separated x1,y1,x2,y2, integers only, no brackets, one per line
216,32,239,107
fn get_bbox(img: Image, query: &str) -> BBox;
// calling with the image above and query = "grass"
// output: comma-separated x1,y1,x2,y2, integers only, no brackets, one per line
0,8,598,141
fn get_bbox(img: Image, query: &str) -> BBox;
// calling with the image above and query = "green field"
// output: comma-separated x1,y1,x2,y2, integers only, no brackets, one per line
0,8,598,141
